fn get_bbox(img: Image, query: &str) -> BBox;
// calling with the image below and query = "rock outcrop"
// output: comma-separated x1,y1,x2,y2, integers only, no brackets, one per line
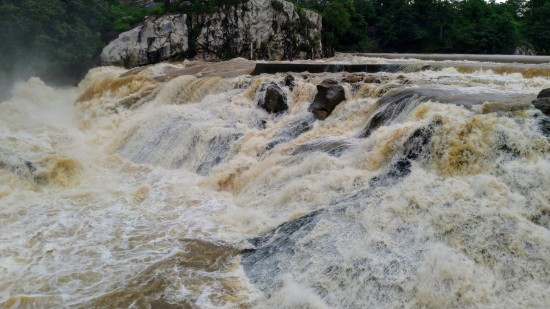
101,0,322,67
308,79,346,120
101,15,188,68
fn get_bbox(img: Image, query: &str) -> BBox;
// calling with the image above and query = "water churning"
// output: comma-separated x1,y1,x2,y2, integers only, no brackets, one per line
1,57,550,308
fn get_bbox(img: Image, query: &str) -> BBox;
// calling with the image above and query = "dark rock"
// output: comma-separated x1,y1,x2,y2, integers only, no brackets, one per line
533,97,550,115
308,79,346,120
540,117,550,136
537,88,550,99
343,73,365,84
284,75,295,91
262,113,315,153
359,89,424,138
258,83,288,114
357,87,532,138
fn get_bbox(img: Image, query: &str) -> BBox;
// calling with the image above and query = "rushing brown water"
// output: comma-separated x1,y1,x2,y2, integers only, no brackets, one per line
1,56,550,308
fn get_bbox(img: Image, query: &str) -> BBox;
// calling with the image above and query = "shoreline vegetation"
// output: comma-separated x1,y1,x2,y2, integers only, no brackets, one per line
0,0,549,87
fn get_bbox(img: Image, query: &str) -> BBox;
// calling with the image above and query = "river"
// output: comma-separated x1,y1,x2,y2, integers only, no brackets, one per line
1,55,550,308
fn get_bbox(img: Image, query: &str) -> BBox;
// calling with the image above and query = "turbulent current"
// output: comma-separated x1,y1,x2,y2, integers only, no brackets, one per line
1,56,550,308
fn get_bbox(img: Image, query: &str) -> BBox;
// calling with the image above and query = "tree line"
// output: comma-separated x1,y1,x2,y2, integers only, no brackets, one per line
0,0,548,88
298,0,550,55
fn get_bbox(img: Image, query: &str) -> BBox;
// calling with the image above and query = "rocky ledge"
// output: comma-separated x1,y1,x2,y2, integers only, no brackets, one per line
101,0,322,67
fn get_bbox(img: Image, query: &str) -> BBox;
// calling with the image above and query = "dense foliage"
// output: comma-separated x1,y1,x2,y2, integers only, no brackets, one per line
295,0,549,55
0,0,548,89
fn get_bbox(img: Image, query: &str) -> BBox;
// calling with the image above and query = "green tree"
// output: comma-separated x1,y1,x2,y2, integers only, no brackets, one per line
0,0,112,84
524,0,550,54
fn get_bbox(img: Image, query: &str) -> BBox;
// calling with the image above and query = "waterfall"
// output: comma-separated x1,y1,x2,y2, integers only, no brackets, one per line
1,57,550,308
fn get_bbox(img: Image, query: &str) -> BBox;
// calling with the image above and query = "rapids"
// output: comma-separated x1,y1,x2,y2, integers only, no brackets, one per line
1,56,550,308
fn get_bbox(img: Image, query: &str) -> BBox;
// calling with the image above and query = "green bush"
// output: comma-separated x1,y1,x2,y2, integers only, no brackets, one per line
109,3,165,32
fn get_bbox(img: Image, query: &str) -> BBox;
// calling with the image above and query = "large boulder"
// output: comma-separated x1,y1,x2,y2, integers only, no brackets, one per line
533,98,550,115
258,83,288,114
532,88,550,116
101,15,188,68
537,88,550,99
100,0,323,67
308,79,346,120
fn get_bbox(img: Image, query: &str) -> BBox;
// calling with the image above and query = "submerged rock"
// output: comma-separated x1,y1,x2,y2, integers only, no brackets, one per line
359,89,425,138
258,83,288,114
262,113,315,152
118,114,242,175
308,79,346,120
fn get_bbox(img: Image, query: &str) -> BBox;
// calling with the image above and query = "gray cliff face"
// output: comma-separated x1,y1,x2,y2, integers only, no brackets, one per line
100,0,322,67
101,15,188,68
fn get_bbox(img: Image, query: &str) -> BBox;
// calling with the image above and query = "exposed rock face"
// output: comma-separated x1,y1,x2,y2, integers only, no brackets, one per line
258,83,288,114
308,79,346,120
192,0,322,61
100,0,322,67
101,15,188,68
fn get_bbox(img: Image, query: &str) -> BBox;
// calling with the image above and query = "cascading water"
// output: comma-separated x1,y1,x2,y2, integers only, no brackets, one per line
1,57,550,308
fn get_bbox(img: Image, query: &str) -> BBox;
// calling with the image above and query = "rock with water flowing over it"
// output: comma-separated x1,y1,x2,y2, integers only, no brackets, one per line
284,75,295,91
100,0,322,67
364,75,381,84
258,83,288,114
343,73,365,84
308,79,346,120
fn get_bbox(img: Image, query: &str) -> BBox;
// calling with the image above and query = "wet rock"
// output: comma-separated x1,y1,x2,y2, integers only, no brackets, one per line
343,73,365,84
262,113,315,152
540,117,550,136
291,137,355,157
396,75,411,84
359,89,425,138
364,75,380,84
532,98,550,115
481,102,531,114
536,88,550,99
258,83,288,114
308,79,346,120
284,75,295,91
118,114,242,175
0,151,36,181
